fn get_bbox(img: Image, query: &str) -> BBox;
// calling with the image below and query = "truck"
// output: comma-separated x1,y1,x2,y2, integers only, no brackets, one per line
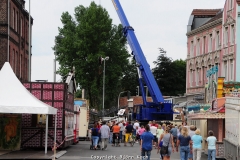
224,95,240,160
111,0,174,122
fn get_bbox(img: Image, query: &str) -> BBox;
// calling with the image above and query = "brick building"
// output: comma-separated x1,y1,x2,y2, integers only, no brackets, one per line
0,0,33,82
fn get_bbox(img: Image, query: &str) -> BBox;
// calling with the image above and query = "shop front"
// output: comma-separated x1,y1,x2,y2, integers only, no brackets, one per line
188,97,225,159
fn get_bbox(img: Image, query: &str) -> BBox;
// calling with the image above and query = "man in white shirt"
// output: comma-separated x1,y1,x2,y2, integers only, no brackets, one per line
99,121,110,150
133,120,140,136
150,125,157,147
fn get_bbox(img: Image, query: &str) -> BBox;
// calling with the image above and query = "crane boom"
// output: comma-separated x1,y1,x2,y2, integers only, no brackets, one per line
111,0,164,105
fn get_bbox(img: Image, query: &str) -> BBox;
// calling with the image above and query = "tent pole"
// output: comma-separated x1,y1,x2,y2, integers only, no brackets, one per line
45,115,49,154
53,114,57,159
54,114,57,145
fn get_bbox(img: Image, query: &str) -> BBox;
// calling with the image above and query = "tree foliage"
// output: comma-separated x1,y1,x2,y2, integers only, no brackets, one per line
152,52,186,96
120,59,139,97
53,2,130,110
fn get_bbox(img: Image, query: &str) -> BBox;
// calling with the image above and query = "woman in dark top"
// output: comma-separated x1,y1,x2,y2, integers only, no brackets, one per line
91,124,99,150
176,126,192,160
158,126,175,160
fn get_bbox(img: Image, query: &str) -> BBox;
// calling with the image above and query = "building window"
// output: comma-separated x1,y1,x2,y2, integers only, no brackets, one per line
203,36,206,54
230,60,234,81
229,0,233,10
202,67,205,84
224,61,228,81
12,8,15,30
16,11,18,32
196,70,198,86
196,39,200,56
190,70,193,87
209,34,212,52
20,54,22,78
231,25,235,44
25,57,27,80
26,22,28,41
15,51,18,73
196,68,200,86
225,27,228,47
216,31,220,50
12,49,15,70
20,17,23,37
190,41,194,57
26,22,29,42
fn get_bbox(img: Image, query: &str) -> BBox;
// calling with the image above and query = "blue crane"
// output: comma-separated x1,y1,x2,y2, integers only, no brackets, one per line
112,0,173,121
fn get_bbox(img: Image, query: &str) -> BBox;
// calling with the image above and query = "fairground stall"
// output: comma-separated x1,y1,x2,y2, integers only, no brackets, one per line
188,97,225,159
21,73,76,149
221,82,240,159
0,63,57,154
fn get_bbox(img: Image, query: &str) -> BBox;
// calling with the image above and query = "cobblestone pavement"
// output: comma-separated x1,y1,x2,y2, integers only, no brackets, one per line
59,141,209,160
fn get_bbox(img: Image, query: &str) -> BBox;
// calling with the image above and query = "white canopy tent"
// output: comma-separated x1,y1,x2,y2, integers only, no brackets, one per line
0,62,58,154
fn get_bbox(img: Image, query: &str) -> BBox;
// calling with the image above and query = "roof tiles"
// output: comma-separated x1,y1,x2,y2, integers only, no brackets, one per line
191,9,222,16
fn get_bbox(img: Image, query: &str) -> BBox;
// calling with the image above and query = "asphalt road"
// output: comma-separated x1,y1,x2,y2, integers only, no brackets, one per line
59,141,209,160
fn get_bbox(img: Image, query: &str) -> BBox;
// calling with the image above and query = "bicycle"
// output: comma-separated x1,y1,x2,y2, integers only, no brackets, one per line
124,133,135,147
129,134,136,146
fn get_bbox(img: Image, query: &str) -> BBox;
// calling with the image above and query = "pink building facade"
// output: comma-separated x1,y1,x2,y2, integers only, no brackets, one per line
186,0,238,101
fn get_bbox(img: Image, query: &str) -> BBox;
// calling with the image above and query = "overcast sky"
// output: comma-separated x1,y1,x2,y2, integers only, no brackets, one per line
24,0,226,82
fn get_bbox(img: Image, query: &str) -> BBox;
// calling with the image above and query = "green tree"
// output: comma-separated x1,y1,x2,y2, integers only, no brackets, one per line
171,59,186,95
120,59,139,97
75,89,82,98
53,2,130,110
152,52,186,96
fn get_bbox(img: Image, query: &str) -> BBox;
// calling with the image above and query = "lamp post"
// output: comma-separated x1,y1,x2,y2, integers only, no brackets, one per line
53,52,57,82
54,35,64,82
102,56,109,118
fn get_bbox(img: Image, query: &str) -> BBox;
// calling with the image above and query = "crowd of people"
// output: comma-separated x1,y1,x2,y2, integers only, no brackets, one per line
89,120,217,160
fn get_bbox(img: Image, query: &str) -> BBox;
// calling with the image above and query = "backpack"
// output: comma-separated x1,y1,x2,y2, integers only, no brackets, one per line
92,128,98,136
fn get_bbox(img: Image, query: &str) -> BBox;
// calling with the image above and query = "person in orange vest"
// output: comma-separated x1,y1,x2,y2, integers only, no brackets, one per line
112,122,120,147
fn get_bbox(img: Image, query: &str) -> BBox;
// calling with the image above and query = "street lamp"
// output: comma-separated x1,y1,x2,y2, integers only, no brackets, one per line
53,52,57,82
54,35,64,82
102,56,109,118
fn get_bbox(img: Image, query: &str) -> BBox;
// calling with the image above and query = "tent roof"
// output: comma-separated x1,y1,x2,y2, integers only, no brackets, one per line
0,62,57,114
